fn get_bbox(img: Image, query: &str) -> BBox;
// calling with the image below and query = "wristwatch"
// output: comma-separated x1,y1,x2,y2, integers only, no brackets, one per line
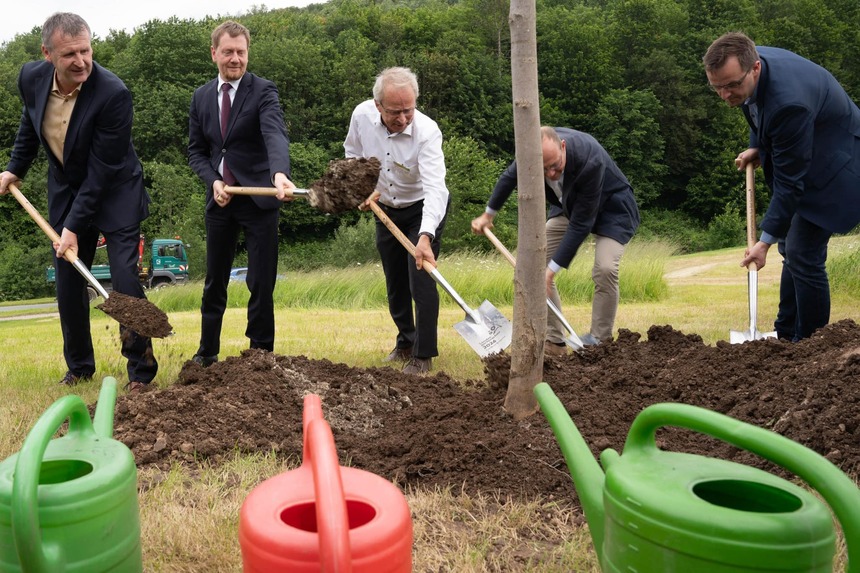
418,231,434,241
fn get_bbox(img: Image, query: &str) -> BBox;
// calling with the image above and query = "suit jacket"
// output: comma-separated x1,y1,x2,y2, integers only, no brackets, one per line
7,60,149,234
746,47,860,237
188,72,291,211
488,128,640,268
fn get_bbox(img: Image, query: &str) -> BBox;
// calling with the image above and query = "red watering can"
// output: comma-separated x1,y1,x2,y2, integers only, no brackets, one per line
239,394,412,572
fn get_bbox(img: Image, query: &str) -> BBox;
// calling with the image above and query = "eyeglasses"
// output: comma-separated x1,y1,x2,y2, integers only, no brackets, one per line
379,105,415,117
709,69,751,92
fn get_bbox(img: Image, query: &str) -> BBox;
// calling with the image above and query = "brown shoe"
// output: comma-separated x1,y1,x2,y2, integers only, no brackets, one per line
384,347,412,362
402,357,431,375
544,341,567,356
126,381,148,395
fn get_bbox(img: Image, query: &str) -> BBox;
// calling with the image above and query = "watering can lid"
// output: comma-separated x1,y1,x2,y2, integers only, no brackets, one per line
603,450,835,568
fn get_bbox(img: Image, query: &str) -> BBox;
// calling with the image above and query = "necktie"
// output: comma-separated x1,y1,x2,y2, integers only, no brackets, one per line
220,83,236,185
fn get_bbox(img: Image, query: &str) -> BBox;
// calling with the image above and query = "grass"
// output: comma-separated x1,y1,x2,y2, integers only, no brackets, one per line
1,238,857,571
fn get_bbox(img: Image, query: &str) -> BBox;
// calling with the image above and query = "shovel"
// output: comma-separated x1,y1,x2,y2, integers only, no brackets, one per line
367,201,512,358
8,183,173,338
225,157,381,215
730,164,777,343
482,228,583,351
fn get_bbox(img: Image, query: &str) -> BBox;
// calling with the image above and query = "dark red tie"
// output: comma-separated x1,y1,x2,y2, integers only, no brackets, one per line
220,83,236,185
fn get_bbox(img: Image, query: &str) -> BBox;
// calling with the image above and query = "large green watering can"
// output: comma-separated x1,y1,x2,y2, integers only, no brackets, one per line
535,382,860,572
0,377,141,572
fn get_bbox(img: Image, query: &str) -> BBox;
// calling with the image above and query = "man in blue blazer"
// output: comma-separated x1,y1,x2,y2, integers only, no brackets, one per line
705,32,860,341
188,20,295,365
471,126,640,352
0,12,156,392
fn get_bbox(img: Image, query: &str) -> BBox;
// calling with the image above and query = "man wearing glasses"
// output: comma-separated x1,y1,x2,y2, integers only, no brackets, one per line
704,32,860,341
471,127,640,352
345,67,450,374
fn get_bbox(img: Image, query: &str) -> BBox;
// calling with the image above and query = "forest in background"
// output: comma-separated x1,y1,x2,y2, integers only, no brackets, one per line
0,0,858,300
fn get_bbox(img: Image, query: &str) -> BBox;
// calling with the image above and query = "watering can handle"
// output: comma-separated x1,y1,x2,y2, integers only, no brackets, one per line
11,394,97,573
301,394,353,572
626,403,860,573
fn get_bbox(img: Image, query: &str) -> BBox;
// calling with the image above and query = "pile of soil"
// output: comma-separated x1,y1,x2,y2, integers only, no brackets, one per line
112,319,860,506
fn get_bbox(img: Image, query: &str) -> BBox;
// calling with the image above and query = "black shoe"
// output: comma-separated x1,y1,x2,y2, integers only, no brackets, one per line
402,357,432,375
59,371,93,386
191,354,218,367
384,347,412,362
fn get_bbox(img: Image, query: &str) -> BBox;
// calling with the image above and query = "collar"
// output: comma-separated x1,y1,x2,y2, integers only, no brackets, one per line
52,71,82,98
217,77,242,93
376,112,415,138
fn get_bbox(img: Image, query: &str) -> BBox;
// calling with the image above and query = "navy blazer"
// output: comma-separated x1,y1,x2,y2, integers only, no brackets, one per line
747,47,860,237
487,128,640,268
7,60,149,234
188,72,291,211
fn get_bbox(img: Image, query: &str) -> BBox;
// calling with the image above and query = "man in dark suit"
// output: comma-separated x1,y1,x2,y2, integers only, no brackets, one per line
188,20,295,365
704,32,860,341
471,126,640,353
0,12,156,393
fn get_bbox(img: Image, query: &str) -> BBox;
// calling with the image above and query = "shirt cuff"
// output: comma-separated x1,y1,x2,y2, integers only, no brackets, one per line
760,231,778,245
485,206,499,216
548,260,562,273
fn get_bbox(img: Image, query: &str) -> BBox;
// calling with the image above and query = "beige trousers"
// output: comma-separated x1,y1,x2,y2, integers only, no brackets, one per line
545,215,625,342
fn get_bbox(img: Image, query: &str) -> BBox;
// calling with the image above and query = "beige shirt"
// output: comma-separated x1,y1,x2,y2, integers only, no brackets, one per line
41,73,81,166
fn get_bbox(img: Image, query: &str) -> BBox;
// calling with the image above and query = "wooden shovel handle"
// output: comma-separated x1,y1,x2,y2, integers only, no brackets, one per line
483,228,517,267
8,183,79,265
224,186,309,197
367,200,436,273
745,163,757,249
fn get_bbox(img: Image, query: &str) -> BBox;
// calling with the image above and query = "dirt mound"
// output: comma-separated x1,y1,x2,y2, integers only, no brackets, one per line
112,319,860,506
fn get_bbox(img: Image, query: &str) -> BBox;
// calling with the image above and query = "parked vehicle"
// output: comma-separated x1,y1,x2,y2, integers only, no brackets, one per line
229,267,248,282
46,235,189,301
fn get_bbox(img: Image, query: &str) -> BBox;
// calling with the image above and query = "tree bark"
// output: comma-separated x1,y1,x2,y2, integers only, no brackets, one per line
504,0,545,420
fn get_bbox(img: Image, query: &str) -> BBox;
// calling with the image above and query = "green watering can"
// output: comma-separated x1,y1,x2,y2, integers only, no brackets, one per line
0,377,141,572
535,382,860,572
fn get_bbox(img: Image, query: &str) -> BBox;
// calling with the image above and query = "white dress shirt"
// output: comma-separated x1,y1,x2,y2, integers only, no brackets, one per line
344,99,450,236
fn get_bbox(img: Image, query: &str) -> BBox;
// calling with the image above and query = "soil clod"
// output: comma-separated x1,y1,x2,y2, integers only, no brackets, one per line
308,157,381,214
97,292,173,338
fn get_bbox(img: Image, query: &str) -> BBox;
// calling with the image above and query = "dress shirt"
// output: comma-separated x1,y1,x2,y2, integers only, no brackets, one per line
42,73,81,165
344,99,449,236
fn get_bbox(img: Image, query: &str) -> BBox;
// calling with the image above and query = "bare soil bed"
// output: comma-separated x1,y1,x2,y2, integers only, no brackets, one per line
111,319,860,510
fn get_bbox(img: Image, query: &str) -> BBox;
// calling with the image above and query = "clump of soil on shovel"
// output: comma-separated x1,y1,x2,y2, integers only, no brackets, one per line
308,157,381,214
112,319,860,507
97,292,173,338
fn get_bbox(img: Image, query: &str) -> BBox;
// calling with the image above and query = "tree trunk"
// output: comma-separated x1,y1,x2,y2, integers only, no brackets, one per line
504,0,545,420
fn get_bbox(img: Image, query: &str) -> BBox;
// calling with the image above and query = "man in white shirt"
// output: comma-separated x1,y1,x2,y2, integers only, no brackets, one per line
344,67,450,374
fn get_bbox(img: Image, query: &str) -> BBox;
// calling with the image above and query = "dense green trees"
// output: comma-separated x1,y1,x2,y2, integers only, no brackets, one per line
0,0,857,300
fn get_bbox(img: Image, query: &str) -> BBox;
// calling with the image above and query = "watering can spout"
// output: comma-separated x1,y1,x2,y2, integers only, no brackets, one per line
92,376,119,438
534,383,607,560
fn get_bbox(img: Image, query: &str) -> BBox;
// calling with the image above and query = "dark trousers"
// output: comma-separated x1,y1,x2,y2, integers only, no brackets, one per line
774,213,833,341
198,195,279,356
54,223,157,383
375,199,449,359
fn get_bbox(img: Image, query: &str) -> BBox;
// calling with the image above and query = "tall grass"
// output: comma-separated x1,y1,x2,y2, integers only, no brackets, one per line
829,235,860,297
149,238,675,313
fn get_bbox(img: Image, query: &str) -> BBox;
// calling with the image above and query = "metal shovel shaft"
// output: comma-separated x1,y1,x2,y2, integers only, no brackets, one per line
9,183,110,300
483,228,583,349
